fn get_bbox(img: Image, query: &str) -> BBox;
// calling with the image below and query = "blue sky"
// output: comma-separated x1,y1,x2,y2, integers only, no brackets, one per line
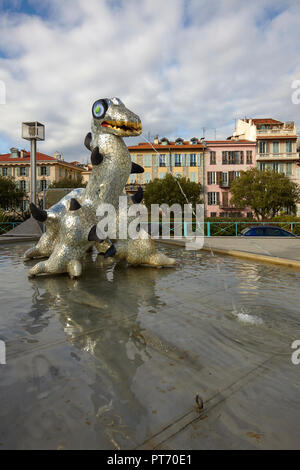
0,0,300,161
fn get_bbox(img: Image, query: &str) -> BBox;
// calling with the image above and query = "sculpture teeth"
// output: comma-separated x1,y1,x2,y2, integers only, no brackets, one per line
102,120,142,134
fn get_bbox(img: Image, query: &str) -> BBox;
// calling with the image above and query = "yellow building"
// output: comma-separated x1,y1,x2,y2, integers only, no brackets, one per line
0,147,84,210
127,136,205,193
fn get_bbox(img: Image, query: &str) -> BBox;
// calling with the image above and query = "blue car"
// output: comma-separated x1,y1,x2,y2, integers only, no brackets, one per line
240,225,296,237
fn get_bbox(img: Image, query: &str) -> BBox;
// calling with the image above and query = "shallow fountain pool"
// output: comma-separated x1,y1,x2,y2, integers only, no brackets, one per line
0,242,300,450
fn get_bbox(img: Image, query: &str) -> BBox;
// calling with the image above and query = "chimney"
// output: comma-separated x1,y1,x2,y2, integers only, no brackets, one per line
20,149,26,158
53,151,62,160
153,135,159,145
10,147,20,158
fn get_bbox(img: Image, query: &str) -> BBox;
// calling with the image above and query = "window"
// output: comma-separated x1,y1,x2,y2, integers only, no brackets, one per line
273,142,279,154
286,141,292,153
2,167,8,176
144,172,151,183
233,171,240,179
159,172,166,179
207,192,220,205
246,151,252,164
20,180,26,190
286,163,292,176
259,141,268,153
190,154,196,166
20,167,26,176
175,154,181,166
144,155,151,167
210,151,216,165
222,151,243,164
207,172,216,184
210,213,217,217
65,170,68,177
41,166,47,175
222,172,228,184
159,154,166,167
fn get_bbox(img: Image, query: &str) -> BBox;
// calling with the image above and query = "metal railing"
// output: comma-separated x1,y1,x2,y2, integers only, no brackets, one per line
143,221,300,237
0,222,22,234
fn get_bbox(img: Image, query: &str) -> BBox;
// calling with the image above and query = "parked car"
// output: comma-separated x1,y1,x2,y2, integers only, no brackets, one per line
240,225,296,237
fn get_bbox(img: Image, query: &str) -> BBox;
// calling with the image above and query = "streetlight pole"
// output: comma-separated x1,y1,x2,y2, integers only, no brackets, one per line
22,121,45,207
30,138,37,205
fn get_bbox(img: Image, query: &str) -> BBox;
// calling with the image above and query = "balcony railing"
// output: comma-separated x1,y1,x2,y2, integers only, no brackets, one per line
256,153,299,161
257,128,296,135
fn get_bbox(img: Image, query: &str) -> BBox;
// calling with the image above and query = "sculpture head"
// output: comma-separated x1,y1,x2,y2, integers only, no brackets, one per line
91,97,142,137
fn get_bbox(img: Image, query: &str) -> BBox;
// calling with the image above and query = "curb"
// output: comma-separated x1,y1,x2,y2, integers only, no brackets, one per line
156,239,300,270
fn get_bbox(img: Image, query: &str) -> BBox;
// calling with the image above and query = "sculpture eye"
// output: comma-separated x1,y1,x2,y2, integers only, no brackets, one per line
92,99,107,119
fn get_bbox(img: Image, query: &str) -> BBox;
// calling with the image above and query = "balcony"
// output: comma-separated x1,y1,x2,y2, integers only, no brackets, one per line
219,180,230,188
257,128,296,136
256,152,299,161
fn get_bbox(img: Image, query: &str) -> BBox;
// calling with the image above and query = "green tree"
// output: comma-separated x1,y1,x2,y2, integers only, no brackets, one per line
144,173,202,209
0,176,26,210
49,175,86,188
230,168,300,219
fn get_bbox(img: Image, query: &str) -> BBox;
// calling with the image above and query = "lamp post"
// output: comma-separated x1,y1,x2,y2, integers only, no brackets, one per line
22,121,45,205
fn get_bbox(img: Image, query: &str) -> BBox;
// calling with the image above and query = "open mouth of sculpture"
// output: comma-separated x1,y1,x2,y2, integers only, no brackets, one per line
101,120,142,135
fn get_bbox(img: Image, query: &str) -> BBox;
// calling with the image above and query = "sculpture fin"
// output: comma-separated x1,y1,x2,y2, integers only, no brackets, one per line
131,186,143,204
131,162,144,174
104,244,116,259
84,132,92,151
30,203,47,222
91,146,103,166
69,198,81,211
88,225,104,243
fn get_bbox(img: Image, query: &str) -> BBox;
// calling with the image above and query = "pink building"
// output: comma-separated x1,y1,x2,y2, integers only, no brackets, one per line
204,139,257,217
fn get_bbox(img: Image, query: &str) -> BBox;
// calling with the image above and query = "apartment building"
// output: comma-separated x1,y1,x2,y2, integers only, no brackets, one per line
127,136,205,194
204,139,257,217
0,147,84,210
234,118,300,214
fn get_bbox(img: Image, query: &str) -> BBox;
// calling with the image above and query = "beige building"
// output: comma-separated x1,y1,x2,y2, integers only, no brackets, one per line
234,118,300,214
0,147,84,210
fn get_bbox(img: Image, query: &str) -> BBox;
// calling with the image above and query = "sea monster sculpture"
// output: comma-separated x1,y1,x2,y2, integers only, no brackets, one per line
25,97,176,278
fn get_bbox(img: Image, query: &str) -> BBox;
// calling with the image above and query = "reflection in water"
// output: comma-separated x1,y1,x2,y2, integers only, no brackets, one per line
27,257,172,449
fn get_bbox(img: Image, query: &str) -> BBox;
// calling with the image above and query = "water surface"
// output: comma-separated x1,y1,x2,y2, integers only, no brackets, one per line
0,242,300,449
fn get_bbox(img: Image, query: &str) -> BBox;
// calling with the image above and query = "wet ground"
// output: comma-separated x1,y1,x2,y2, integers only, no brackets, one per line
0,242,300,450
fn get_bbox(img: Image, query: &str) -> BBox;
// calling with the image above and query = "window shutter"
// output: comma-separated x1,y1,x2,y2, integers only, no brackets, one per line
216,171,222,184
155,155,160,166
47,166,50,176
181,154,185,166
216,192,220,205
38,166,41,176
228,171,234,183
171,153,175,166
25,181,29,192
8,167,11,176
0,168,2,176
17,167,20,177
240,151,244,164
166,154,170,166
197,153,201,166
207,172,211,184
144,154,151,167
186,154,190,167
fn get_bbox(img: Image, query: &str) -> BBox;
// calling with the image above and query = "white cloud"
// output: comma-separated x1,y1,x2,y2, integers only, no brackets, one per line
0,0,299,160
